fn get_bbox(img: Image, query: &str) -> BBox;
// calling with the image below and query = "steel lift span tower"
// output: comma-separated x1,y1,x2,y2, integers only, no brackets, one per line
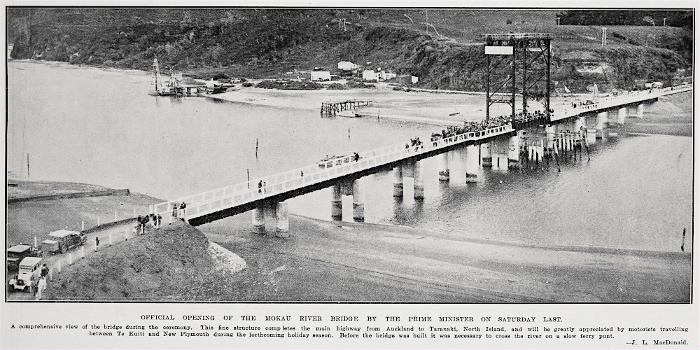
483,33,553,127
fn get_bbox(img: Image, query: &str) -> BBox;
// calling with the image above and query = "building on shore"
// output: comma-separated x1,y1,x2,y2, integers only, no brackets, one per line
310,70,331,81
337,61,359,75
395,75,419,85
362,70,378,82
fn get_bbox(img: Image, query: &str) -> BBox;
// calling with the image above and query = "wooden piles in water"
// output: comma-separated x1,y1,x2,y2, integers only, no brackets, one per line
320,100,371,117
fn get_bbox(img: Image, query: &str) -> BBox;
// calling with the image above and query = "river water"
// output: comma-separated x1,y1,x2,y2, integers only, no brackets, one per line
7,60,693,252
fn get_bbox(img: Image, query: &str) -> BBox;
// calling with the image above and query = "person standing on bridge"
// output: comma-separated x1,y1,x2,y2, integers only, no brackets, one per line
179,202,187,221
258,180,263,193
172,203,178,219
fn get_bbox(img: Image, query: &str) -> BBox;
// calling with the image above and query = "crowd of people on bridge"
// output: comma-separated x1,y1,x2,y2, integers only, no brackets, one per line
405,137,424,151
171,202,187,220
427,109,552,146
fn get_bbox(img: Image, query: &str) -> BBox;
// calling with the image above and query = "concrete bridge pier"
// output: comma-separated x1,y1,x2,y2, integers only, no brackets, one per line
596,111,608,139
331,184,343,220
617,107,628,125
413,161,424,199
480,142,492,168
275,201,289,237
438,153,450,182
252,204,265,234
465,145,479,183
393,165,404,197
492,136,509,169
545,125,556,156
576,117,586,146
508,133,521,169
574,117,584,133
586,128,597,145
632,103,645,118
352,179,365,221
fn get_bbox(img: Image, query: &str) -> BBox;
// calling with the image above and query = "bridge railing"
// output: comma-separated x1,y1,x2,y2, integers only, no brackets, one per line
153,124,514,220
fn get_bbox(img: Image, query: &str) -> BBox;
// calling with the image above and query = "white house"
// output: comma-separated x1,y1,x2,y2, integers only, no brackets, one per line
362,70,378,81
379,71,397,80
310,71,331,81
411,76,419,84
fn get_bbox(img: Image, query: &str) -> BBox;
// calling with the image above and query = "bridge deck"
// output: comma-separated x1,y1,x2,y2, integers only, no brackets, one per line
552,85,691,121
154,124,515,223
152,85,691,224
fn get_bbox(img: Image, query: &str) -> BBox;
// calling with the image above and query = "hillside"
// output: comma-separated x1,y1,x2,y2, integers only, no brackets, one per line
44,221,246,301
7,9,693,92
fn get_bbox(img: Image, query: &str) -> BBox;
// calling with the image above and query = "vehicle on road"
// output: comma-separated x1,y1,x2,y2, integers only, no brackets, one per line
8,257,42,292
41,230,86,254
7,244,42,271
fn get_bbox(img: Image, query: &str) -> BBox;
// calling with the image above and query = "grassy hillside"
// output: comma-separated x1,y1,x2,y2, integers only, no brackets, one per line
45,222,241,300
7,9,692,92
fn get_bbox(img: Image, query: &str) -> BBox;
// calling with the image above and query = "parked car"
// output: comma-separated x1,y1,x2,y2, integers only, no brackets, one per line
7,244,42,271
41,230,86,254
8,257,42,292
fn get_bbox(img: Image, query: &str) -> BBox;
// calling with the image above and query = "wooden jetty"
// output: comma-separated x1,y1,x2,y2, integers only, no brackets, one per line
321,100,371,117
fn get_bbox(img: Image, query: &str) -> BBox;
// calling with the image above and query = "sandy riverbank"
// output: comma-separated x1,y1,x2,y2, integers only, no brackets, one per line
199,213,691,302
207,86,519,124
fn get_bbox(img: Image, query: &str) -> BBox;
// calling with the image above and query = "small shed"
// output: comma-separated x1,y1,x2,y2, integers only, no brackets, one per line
362,70,378,81
310,71,331,81
380,71,397,80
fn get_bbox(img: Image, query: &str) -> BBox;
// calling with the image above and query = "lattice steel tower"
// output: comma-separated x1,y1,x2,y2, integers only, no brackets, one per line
483,33,553,126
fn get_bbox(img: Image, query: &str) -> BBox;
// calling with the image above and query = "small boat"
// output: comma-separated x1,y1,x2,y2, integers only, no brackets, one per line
150,58,181,96
337,110,360,118
206,85,228,94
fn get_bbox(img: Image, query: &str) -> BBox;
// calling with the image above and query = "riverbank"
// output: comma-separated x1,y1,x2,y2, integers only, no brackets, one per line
199,214,691,302
208,86,518,124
